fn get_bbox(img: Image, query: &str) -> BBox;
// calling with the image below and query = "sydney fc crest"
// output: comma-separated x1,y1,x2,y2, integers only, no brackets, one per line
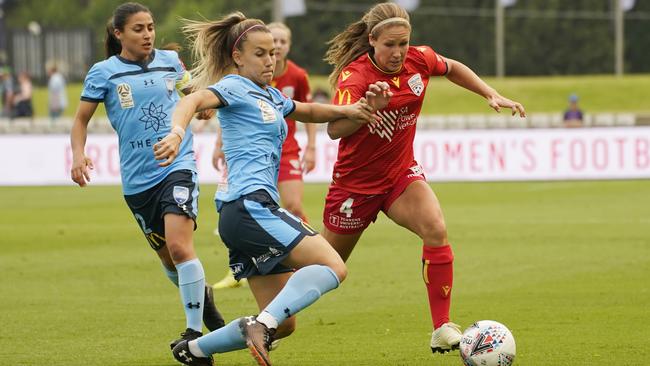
173,186,190,205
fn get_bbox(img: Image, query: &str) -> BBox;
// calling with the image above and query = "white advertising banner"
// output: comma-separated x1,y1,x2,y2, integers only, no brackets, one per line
0,128,648,186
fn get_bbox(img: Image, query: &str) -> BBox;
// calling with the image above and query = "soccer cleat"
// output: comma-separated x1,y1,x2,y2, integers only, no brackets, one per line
269,339,281,352
239,316,275,366
203,285,226,331
170,328,202,350
172,340,214,366
430,322,462,354
212,270,247,290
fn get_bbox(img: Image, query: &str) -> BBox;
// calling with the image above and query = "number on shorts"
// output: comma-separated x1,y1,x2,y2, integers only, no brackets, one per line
339,198,354,218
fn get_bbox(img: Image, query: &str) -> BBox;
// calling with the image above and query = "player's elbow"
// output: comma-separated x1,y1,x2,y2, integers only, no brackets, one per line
327,122,342,140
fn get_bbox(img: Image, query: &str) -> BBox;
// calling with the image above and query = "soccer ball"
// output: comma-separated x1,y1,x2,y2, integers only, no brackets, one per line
459,320,516,366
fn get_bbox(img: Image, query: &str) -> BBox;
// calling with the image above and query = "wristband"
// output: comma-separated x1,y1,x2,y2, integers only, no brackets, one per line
171,126,186,141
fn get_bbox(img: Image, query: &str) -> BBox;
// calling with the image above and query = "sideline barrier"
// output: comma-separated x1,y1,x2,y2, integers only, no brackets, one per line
0,128,648,186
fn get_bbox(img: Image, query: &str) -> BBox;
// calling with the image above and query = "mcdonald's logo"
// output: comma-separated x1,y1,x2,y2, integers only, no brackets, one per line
335,88,352,105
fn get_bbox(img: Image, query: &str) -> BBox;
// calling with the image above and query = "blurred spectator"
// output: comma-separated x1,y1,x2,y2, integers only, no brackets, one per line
563,93,583,128
13,71,34,118
47,64,68,123
311,87,331,104
0,67,14,118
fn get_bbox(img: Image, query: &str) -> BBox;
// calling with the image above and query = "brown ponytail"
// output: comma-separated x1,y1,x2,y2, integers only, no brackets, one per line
325,2,410,88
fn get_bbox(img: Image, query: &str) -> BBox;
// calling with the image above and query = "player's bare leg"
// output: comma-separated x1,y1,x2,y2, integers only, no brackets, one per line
386,180,461,353
278,179,308,222
248,272,296,340
320,228,364,262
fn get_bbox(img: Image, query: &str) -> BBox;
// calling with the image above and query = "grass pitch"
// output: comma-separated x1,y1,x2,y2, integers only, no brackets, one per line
0,181,648,365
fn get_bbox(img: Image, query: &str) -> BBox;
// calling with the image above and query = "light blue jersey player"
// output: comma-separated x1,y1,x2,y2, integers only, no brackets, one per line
154,14,388,366
70,2,224,354
209,74,294,205
80,48,195,194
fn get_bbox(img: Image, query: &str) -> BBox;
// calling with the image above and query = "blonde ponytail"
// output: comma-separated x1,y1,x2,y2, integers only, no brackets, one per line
182,12,268,90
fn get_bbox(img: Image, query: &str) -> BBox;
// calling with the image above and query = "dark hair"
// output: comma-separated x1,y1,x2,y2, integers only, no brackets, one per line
104,2,152,58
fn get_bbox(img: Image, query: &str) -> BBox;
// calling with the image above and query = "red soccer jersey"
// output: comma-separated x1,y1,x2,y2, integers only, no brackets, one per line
271,60,311,156
331,46,448,194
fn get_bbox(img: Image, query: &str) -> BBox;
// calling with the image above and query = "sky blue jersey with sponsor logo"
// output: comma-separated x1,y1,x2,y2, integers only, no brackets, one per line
208,74,295,204
80,49,195,195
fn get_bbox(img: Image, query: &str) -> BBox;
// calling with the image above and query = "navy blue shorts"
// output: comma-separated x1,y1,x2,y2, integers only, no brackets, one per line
124,170,199,251
217,189,317,280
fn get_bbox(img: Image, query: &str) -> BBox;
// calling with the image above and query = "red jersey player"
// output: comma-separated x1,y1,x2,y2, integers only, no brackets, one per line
323,2,526,355
212,22,318,290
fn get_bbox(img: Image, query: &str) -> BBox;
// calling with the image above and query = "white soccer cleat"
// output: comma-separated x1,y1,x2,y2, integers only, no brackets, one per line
430,322,462,354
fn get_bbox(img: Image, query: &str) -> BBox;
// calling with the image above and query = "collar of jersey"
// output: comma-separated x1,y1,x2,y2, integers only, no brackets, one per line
116,49,156,68
367,53,403,75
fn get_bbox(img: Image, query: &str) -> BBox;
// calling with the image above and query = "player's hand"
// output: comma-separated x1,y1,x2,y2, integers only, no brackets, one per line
347,97,378,125
196,108,215,120
212,145,227,174
487,94,526,117
302,146,316,173
365,81,392,111
70,154,94,187
153,133,182,167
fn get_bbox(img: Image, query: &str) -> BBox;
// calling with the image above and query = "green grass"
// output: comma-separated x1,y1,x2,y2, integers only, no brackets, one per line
30,74,650,118
1,181,649,365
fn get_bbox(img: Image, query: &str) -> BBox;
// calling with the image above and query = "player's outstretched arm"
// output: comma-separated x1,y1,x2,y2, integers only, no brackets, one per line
70,101,99,187
289,97,375,125
326,82,392,140
445,58,526,117
154,89,222,167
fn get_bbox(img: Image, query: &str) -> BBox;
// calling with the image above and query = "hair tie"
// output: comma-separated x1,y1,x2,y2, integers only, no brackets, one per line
232,24,264,53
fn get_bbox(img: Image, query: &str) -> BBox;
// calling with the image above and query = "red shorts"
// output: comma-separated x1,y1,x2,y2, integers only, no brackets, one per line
278,152,303,182
323,163,426,234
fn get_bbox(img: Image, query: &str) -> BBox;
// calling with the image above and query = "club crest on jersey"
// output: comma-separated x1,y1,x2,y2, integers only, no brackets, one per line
165,78,175,97
257,99,277,123
117,83,134,109
173,186,190,205
281,86,295,99
408,73,424,96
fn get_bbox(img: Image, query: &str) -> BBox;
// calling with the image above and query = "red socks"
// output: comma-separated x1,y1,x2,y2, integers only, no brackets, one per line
422,245,454,329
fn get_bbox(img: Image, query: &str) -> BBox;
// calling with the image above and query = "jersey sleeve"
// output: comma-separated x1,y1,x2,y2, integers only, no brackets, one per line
278,90,296,117
331,69,366,106
419,46,448,77
80,64,106,103
208,78,242,108
168,51,192,92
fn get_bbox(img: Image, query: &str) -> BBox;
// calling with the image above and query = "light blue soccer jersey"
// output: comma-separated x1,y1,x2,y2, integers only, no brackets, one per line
208,75,295,204
81,49,196,195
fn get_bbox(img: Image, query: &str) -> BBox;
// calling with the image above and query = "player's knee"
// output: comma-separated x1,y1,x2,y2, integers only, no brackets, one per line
329,260,348,283
165,239,194,262
420,220,448,246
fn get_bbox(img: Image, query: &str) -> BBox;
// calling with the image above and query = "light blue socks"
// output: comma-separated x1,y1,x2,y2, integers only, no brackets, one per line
176,258,205,332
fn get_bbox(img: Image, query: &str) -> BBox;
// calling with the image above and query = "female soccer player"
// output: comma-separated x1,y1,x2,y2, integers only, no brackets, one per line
322,2,526,355
211,22,316,290
153,12,387,366
69,2,224,348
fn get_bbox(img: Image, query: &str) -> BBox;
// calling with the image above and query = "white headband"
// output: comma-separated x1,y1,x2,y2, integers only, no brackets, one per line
369,17,410,34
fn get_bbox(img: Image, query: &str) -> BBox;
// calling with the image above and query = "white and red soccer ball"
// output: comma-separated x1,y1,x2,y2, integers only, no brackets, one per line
459,320,516,366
